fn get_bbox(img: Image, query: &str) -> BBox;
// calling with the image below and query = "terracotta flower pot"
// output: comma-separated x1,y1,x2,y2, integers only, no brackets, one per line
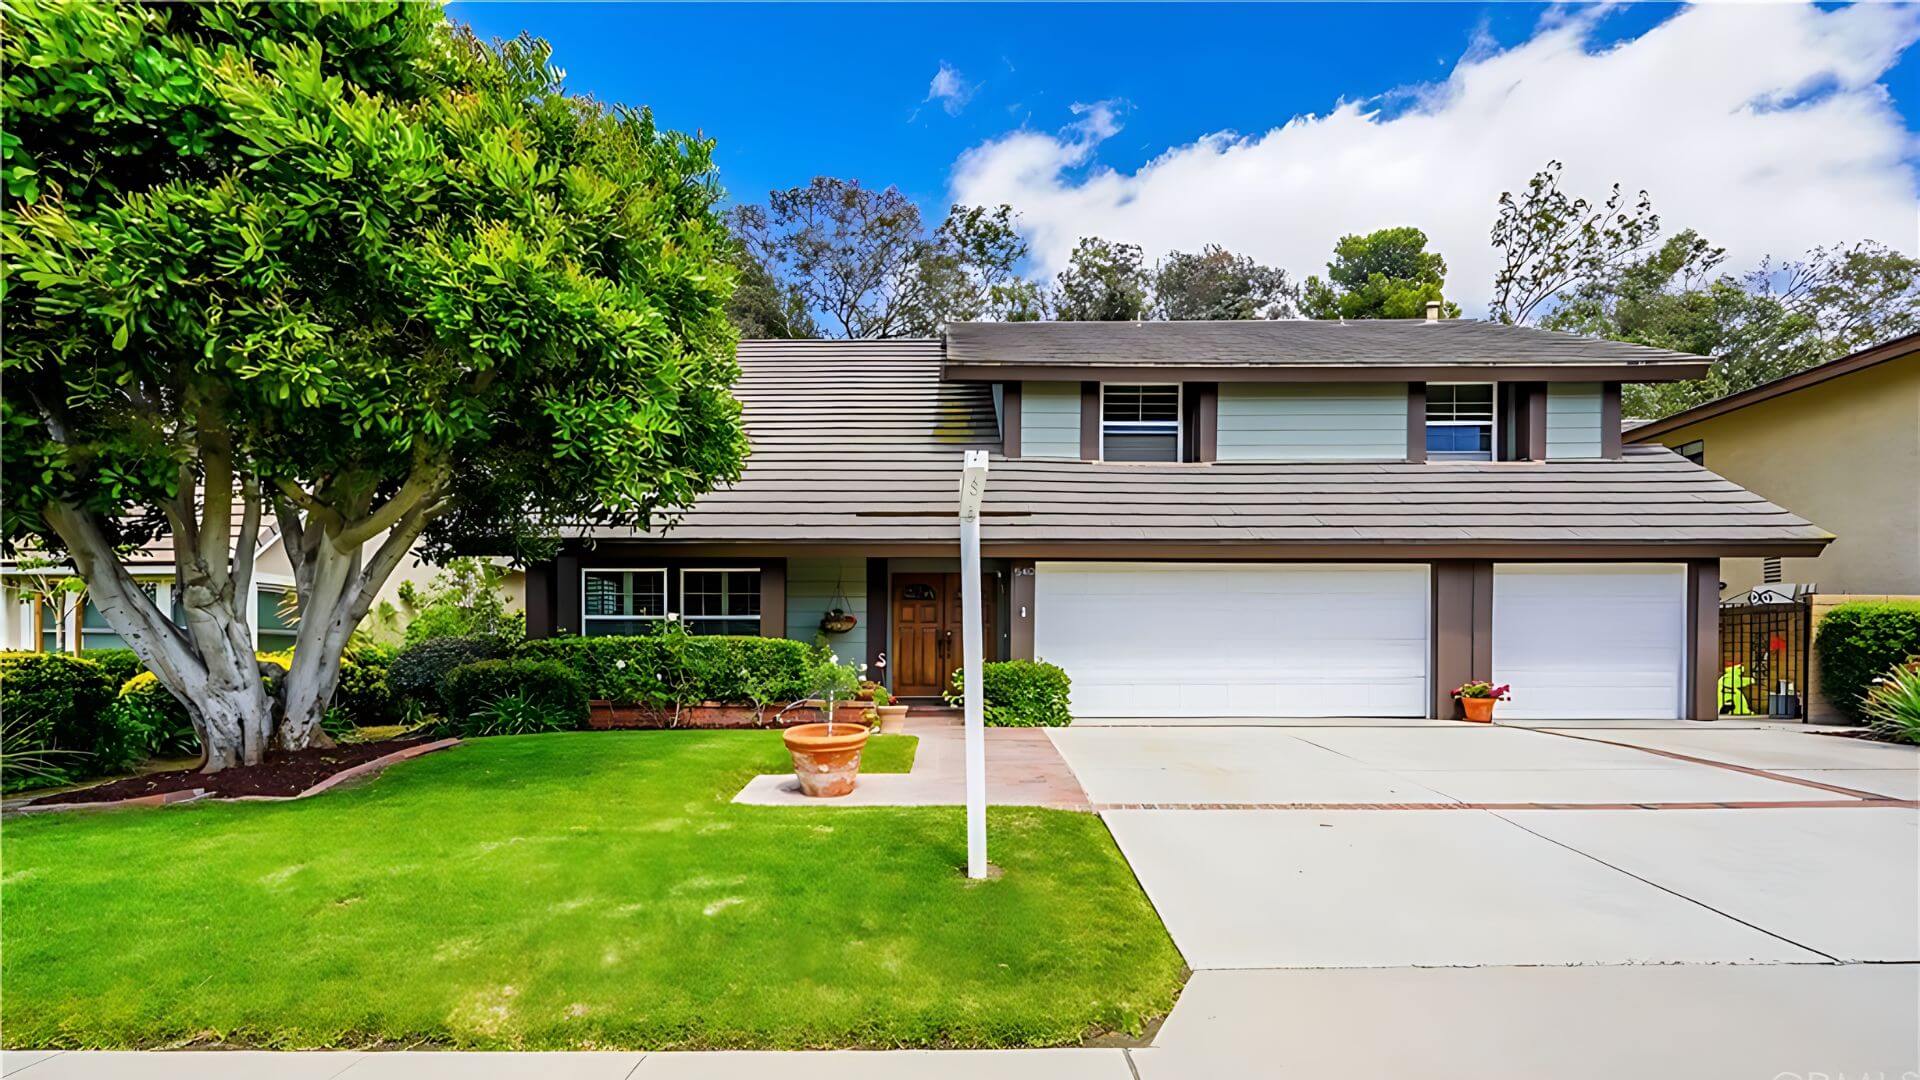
1459,696,1497,723
875,704,910,734
782,722,871,797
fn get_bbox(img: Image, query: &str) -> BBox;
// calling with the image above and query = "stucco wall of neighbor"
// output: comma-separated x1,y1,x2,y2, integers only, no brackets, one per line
1018,381,1082,458
1216,382,1408,461
1546,382,1604,458
787,555,867,660
1647,356,1920,597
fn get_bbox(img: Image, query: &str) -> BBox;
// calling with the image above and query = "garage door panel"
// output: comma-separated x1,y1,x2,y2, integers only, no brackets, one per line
1494,564,1685,720
1036,563,1430,719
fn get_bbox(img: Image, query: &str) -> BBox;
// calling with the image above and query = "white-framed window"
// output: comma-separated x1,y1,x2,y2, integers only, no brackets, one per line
582,568,667,637
1101,383,1181,462
1676,439,1705,465
679,568,761,636
1426,383,1495,461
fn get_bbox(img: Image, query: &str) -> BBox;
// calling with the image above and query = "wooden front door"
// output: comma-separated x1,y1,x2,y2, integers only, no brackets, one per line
891,573,998,697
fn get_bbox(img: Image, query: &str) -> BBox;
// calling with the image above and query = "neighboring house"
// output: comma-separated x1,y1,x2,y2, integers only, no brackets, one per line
1626,332,1919,720
1625,332,1918,599
523,309,1830,722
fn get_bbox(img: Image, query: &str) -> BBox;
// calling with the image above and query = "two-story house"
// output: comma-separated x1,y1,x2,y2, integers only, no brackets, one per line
521,310,1831,722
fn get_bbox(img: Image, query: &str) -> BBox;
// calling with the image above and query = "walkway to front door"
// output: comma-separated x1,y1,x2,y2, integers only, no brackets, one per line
890,573,995,697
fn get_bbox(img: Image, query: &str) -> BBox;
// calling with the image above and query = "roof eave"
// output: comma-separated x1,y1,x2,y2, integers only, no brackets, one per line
942,362,1713,384
1625,331,1920,442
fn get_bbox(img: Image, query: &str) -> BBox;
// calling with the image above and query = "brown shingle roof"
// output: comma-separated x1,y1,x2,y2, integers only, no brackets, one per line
578,339,1831,557
946,319,1710,369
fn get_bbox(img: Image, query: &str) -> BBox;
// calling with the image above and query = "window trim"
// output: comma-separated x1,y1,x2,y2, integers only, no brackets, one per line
1425,381,1497,462
581,567,669,630
1099,382,1183,463
677,567,762,635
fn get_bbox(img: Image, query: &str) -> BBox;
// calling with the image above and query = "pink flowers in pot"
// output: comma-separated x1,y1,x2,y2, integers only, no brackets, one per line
1452,681,1511,701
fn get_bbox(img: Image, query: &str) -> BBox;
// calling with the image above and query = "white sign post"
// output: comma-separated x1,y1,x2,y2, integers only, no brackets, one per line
958,450,990,879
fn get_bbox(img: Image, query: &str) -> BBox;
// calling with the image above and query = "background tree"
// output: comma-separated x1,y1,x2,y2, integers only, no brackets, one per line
1488,161,1661,326
733,178,1037,337
1300,226,1460,320
1151,244,1297,320
723,236,817,339
2,2,747,769
1051,238,1151,321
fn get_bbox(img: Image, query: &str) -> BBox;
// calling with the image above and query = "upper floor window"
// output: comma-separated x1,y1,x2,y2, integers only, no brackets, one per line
680,569,761,636
1102,384,1181,462
583,569,666,636
1676,439,1705,465
1426,383,1494,461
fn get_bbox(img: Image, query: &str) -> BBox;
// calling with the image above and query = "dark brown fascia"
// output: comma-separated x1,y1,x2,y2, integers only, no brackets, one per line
944,362,1711,384
1625,335,1919,442
558,538,1831,560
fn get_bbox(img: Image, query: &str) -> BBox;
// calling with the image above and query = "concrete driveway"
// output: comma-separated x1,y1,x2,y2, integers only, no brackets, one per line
1051,719,1920,1077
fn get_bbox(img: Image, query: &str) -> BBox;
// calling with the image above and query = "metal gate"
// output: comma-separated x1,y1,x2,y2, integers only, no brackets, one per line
1718,585,1813,720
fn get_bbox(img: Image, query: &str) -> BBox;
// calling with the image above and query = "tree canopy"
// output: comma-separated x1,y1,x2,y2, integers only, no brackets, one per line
1151,244,1297,320
2,1,747,765
1301,227,1460,320
1050,237,1152,322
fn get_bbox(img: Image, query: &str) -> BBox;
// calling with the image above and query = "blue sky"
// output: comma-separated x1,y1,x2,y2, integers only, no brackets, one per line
449,3,1920,307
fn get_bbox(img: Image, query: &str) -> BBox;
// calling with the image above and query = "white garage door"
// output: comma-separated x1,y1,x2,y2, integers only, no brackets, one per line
1034,563,1430,718
1493,564,1686,720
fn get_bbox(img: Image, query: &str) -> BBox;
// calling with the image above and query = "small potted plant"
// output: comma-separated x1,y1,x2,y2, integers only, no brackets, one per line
778,652,869,797
1452,680,1511,723
870,684,910,734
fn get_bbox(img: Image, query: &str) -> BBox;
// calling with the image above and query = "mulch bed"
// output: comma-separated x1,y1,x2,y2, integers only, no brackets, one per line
30,738,431,806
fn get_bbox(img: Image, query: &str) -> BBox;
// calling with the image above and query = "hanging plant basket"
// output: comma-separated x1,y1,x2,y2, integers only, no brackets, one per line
819,609,858,634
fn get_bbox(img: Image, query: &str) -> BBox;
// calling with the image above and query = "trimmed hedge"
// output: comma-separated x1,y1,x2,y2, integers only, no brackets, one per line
112,672,197,758
1815,601,1920,723
335,642,402,728
0,652,142,791
81,648,144,691
440,659,589,736
518,633,817,708
389,634,515,711
947,661,1074,727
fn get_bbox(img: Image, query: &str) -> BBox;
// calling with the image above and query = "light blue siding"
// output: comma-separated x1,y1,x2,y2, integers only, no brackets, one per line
786,556,866,661
1019,381,1082,458
1546,383,1604,458
1217,383,1408,461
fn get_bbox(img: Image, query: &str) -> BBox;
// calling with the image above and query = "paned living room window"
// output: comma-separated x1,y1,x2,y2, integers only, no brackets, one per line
582,569,666,636
679,569,761,636
1101,384,1181,462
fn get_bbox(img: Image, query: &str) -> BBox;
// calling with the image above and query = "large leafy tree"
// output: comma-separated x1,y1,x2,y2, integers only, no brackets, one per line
1051,237,1151,322
1301,226,1461,320
731,178,1037,338
1488,161,1660,326
1151,244,1297,320
2,2,747,768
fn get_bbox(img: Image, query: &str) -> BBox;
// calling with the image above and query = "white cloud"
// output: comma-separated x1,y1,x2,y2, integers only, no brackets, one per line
950,3,1920,314
926,61,977,116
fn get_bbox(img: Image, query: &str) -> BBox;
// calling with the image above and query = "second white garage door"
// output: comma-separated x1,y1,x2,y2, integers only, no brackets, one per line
1034,563,1430,718
1493,564,1687,720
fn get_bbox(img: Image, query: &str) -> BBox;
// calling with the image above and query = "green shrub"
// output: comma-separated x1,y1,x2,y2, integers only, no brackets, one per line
81,648,144,691
334,642,402,728
945,661,1074,727
389,634,515,712
439,659,589,737
519,632,816,708
112,671,198,759
1815,602,1920,723
0,652,140,791
1863,659,1920,745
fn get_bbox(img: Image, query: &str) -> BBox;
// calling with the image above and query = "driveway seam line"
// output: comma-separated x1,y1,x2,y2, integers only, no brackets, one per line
1122,1046,1144,1080
1481,808,1844,964
1527,728,1898,799
3,1052,61,1077
621,1051,649,1079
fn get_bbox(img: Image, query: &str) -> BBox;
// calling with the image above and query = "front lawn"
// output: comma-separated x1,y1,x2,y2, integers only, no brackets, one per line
0,731,1184,1050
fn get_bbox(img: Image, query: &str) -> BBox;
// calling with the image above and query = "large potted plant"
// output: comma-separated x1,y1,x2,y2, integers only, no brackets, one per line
1452,680,1510,723
778,652,869,796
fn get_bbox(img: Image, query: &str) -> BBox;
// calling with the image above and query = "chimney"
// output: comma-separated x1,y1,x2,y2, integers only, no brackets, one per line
1424,300,1442,324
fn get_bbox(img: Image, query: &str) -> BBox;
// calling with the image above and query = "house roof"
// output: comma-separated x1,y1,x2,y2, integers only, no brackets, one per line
573,339,1831,558
943,319,1712,383
1625,331,1920,443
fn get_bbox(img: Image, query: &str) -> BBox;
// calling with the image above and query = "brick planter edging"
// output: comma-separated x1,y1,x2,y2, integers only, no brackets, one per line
11,738,460,815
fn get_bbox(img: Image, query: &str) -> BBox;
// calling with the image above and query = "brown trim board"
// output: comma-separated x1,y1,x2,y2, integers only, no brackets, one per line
1000,381,1021,458
1601,382,1623,458
1406,381,1427,464
1078,381,1100,460
1687,559,1719,721
1009,559,1036,660
946,363,1711,385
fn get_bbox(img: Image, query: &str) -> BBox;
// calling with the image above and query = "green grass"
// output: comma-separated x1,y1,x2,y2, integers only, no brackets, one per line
0,731,1184,1050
